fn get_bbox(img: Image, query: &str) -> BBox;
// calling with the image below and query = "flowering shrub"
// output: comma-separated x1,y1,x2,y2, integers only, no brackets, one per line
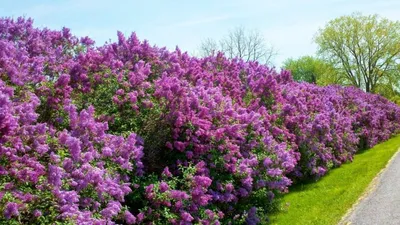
1,17,400,224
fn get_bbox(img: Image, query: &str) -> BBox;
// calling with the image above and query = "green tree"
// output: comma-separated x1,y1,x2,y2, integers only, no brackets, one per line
315,12,400,93
283,56,343,85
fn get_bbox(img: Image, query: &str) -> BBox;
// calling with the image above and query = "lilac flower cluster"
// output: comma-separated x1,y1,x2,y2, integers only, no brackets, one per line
1,17,400,224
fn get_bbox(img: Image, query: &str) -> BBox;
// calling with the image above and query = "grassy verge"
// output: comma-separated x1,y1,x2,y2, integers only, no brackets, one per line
268,135,400,225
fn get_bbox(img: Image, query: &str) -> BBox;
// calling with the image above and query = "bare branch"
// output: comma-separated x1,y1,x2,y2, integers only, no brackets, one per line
199,26,276,65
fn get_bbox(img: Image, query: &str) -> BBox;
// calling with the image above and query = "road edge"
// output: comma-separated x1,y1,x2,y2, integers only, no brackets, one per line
337,148,400,225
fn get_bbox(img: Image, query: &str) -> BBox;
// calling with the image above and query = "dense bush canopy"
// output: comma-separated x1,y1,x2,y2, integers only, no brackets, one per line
1,17,400,224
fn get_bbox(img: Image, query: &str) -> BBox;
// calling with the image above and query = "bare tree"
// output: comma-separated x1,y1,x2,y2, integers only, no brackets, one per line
199,26,277,65
199,38,218,57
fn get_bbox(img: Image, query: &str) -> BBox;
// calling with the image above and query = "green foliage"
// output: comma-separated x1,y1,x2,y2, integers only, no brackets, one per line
315,12,400,93
282,56,343,85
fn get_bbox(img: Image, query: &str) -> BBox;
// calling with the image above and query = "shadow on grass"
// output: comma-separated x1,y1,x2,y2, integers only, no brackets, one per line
269,145,381,217
285,145,373,195
267,135,400,225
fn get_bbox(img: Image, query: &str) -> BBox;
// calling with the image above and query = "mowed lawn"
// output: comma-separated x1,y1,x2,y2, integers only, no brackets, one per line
268,135,400,225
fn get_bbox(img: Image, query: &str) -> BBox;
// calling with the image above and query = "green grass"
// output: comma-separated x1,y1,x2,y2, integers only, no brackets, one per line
268,135,400,225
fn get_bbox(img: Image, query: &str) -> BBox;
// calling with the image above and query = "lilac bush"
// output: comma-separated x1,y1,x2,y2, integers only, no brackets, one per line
1,17,400,224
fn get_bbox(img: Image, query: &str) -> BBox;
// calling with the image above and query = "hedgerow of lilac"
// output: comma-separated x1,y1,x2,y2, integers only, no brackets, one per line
1,17,400,224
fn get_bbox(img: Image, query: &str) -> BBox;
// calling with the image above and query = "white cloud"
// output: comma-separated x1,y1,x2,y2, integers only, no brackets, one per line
164,15,231,28
11,0,108,19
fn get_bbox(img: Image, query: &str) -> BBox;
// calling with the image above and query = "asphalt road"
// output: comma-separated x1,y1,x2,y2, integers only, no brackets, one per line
341,151,400,225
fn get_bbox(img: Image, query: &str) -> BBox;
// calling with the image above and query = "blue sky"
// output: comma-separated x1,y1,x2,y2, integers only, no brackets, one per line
1,0,400,67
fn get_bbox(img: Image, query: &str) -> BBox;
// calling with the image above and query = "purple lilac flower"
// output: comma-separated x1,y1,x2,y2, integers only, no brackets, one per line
124,211,136,224
3,202,19,219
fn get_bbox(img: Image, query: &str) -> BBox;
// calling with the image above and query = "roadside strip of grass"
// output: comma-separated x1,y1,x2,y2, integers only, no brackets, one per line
268,135,400,225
